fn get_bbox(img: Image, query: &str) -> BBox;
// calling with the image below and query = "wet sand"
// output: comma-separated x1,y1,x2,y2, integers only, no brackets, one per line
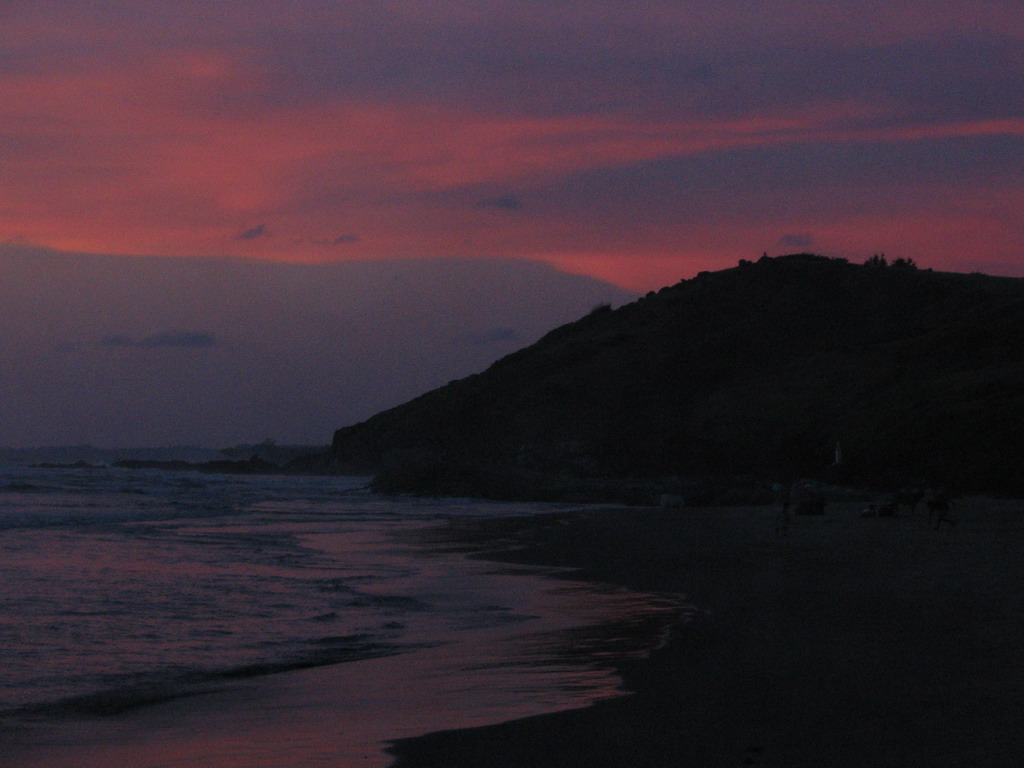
389,499,1024,767
3,523,679,768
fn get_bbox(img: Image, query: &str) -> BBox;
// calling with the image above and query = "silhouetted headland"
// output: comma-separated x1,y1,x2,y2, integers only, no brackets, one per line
328,254,1024,500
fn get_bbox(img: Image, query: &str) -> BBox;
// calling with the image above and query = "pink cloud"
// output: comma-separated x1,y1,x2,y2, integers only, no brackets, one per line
1,3,1022,290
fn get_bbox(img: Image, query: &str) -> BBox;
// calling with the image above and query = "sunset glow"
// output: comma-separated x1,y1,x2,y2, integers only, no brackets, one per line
2,1,1022,291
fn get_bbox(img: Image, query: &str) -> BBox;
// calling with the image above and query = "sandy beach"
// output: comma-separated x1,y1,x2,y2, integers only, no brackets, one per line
390,498,1024,767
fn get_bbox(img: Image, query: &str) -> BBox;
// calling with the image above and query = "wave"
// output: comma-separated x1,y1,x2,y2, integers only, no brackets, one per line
3,634,425,720
2,482,53,493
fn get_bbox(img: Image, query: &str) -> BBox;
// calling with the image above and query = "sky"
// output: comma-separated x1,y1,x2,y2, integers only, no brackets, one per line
3,0,1023,288
2,1,1024,446
0,247,632,447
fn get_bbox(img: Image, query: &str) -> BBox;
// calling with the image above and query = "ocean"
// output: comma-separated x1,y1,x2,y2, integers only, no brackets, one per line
0,463,683,767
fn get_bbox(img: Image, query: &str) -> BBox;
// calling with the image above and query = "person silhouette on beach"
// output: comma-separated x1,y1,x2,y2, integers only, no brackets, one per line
927,492,955,529
775,483,793,535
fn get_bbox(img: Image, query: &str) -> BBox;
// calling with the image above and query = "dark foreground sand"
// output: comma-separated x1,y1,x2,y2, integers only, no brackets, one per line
389,499,1024,767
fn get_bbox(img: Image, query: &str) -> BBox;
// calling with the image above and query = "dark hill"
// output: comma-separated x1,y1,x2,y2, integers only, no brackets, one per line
330,255,1024,499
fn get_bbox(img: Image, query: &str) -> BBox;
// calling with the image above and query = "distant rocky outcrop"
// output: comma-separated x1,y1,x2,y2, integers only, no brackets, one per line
218,441,330,466
29,460,102,470
113,456,280,474
330,255,1024,499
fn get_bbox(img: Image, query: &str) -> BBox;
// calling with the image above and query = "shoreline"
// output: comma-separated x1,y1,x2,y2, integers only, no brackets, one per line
2,508,681,768
388,499,1024,767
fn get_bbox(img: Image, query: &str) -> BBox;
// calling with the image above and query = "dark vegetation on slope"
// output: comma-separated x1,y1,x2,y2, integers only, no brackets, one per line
327,254,1024,501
